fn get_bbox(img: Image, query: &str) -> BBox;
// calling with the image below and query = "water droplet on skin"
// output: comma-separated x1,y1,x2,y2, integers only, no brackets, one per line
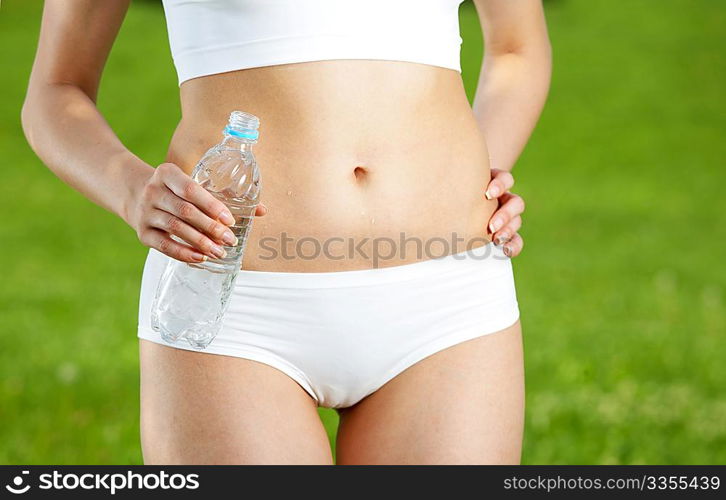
287,190,292,196
371,217,376,225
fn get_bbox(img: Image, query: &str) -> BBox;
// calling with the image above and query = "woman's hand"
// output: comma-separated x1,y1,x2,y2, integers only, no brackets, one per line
485,168,525,258
126,162,267,263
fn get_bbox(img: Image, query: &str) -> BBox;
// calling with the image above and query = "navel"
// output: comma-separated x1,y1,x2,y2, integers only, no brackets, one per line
353,165,368,182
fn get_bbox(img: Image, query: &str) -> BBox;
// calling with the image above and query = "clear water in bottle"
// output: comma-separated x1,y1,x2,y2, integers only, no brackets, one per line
150,111,261,349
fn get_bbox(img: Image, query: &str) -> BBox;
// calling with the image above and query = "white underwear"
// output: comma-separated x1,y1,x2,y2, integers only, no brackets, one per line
137,243,520,409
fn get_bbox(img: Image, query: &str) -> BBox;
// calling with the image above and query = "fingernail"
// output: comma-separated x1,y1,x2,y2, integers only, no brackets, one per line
489,218,503,233
192,252,207,262
219,210,235,226
222,231,238,246
495,233,510,246
210,245,226,259
503,245,512,257
485,186,500,200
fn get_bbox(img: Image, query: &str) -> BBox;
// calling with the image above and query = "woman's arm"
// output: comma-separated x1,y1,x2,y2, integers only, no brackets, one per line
472,0,552,173
22,0,147,223
473,0,552,256
21,0,251,263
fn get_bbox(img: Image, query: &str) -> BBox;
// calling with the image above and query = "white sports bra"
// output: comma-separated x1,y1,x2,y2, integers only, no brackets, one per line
161,0,465,85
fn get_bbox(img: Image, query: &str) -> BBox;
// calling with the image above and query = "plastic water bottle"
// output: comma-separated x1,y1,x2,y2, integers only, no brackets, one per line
150,111,261,349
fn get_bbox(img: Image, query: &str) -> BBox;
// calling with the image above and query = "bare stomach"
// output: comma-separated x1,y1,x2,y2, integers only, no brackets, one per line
166,60,496,272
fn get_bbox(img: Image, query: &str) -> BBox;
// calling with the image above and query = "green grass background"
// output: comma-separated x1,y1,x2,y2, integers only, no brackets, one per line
0,0,724,464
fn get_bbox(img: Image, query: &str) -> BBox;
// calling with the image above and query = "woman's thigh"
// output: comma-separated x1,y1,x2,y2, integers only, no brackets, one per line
139,339,333,464
335,321,524,465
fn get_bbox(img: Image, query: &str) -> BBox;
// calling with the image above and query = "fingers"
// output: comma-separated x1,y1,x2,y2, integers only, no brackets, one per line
502,232,523,258
154,188,238,247
147,208,229,260
156,163,236,225
484,184,525,258
488,192,525,233
131,163,269,261
485,168,515,200
493,215,522,246
139,227,208,263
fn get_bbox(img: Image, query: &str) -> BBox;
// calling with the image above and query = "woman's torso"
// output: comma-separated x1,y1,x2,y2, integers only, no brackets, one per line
167,60,496,272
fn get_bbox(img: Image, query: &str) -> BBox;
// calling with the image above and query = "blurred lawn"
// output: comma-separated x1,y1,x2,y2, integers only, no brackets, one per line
0,0,724,464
